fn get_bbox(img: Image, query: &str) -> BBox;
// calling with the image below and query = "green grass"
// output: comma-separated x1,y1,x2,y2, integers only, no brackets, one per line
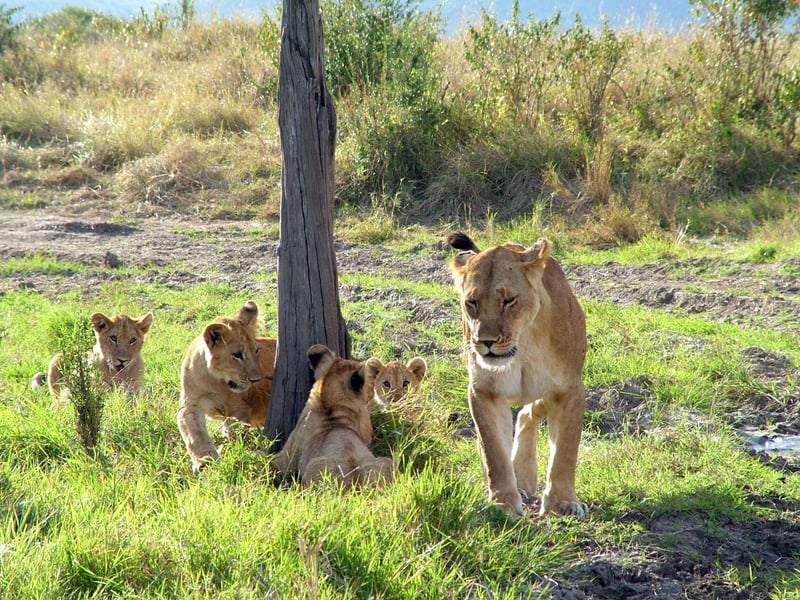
1,248,799,597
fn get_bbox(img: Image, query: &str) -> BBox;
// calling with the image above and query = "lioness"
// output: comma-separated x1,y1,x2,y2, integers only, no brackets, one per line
447,232,588,518
373,357,427,406
39,311,154,399
272,344,393,488
177,301,276,473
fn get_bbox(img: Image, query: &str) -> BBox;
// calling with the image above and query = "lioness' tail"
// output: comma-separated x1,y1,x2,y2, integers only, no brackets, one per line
446,232,480,253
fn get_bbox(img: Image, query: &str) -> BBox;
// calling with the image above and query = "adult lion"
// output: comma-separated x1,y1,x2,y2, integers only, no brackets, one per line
272,344,393,488
39,311,154,399
177,301,276,473
447,232,588,518
373,357,427,406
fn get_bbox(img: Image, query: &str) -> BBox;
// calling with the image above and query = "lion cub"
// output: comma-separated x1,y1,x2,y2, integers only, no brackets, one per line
40,311,154,399
177,301,276,473
373,357,427,407
272,344,393,488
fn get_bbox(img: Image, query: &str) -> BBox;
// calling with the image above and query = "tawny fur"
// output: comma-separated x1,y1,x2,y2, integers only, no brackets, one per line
177,301,276,473
373,357,427,406
40,312,154,400
272,344,393,489
448,232,588,518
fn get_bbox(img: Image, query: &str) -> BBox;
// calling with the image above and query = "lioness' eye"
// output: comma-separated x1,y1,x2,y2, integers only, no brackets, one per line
503,297,517,309
110,336,118,344
465,299,478,312
233,352,244,360
129,337,137,345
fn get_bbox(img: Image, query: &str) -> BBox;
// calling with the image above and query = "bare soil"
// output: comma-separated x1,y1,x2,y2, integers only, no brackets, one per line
1,204,799,599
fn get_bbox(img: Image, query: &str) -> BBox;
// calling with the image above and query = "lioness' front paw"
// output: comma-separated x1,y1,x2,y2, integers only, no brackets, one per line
540,498,589,518
491,489,524,518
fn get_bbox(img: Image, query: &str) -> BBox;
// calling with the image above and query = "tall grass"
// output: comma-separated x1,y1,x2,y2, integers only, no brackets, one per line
1,0,798,236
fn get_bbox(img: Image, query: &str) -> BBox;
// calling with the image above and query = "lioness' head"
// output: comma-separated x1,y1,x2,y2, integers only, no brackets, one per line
374,357,427,406
202,301,264,393
307,344,383,413
92,312,154,373
448,232,551,370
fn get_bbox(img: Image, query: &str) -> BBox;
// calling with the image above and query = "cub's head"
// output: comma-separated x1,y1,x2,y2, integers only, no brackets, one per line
447,232,551,370
374,357,427,406
307,344,383,414
92,311,154,372
202,301,264,393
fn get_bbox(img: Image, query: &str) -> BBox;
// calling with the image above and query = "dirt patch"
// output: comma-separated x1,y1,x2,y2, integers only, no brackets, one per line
2,205,799,599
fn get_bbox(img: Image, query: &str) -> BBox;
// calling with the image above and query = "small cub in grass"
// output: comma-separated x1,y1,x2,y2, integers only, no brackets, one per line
177,301,276,473
35,311,154,400
373,357,427,407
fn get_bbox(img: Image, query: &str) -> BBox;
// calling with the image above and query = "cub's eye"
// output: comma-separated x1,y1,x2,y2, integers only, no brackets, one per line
465,299,478,311
110,336,118,344
502,297,517,309
255,347,260,356
129,337,137,345
402,380,409,389
232,352,244,361
382,381,391,389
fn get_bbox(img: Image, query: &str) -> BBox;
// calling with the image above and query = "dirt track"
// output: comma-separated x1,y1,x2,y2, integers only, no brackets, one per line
2,205,799,599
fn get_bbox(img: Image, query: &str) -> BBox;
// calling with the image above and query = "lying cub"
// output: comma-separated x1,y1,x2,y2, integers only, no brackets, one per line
177,301,276,473
38,311,154,400
272,344,393,488
373,356,427,406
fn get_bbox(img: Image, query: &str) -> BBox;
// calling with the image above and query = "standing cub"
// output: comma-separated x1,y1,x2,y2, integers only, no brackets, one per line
272,344,393,488
373,357,427,406
41,311,154,399
177,301,276,473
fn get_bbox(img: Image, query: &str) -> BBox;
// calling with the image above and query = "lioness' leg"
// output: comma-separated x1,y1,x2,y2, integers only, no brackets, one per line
176,405,219,474
512,402,544,499
540,387,587,517
469,391,522,516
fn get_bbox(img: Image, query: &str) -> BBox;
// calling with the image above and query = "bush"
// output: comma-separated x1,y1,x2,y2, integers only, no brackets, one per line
48,314,106,455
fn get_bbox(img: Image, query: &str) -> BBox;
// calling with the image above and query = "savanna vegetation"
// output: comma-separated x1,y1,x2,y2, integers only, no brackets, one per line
1,0,799,597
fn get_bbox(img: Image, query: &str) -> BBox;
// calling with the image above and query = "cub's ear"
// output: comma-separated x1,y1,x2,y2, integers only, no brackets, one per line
136,312,154,334
363,357,384,385
407,357,427,382
237,301,259,328
91,312,113,333
203,323,228,348
307,344,336,381
523,238,552,266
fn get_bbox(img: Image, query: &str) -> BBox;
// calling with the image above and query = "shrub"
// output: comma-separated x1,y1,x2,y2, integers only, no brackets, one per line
464,1,561,129
0,3,21,54
48,314,106,455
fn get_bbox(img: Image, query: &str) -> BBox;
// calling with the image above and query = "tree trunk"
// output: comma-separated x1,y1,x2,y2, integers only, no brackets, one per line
264,0,350,450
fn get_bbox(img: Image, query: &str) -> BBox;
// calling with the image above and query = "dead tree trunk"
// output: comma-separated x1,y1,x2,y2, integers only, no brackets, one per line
264,0,350,450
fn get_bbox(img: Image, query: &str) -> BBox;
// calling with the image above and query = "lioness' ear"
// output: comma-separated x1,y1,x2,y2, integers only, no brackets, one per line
307,344,336,380
203,323,228,348
136,312,154,334
407,357,427,382
91,312,113,333
523,238,552,267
